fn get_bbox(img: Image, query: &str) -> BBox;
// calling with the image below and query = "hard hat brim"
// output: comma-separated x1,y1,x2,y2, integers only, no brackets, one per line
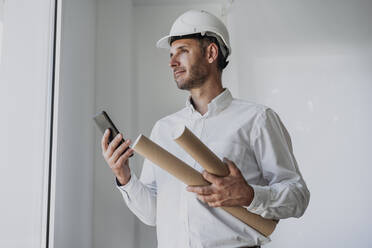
156,32,202,49
156,35,171,49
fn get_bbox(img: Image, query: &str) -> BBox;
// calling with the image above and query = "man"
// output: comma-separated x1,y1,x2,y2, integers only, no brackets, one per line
101,10,310,248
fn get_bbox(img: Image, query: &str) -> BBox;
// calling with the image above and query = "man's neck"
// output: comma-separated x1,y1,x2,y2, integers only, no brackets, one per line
189,77,224,116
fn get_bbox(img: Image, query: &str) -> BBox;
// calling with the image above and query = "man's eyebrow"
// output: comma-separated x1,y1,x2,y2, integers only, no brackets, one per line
170,45,188,57
176,45,188,50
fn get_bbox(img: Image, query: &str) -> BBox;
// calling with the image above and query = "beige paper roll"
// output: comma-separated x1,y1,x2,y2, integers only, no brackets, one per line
132,133,277,237
173,126,277,237
173,125,229,176
132,134,208,186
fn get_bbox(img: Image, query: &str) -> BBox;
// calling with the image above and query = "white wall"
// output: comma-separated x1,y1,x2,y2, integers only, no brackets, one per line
0,0,4,61
50,0,96,247
228,0,372,247
93,0,137,247
0,0,55,247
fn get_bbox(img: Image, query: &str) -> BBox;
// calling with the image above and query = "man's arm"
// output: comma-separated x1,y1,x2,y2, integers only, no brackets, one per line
187,158,255,208
101,128,157,226
187,108,310,220
116,159,157,226
246,108,310,219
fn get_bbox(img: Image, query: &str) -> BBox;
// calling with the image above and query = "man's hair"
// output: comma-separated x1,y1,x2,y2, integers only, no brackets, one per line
170,33,229,72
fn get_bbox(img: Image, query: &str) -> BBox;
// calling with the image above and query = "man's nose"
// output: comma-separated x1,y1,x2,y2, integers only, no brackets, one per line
169,56,180,68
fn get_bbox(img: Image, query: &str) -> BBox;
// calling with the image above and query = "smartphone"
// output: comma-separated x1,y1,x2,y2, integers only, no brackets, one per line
93,110,133,157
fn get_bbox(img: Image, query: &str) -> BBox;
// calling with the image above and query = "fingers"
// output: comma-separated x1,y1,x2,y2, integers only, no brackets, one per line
106,133,124,157
111,139,132,164
101,129,110,152
224,157,241,176
187,185,223,207
202,171,224,186
197,194,222,203
114,147,134,168
186,185,216,195
186,158,244,208
197,193,231,208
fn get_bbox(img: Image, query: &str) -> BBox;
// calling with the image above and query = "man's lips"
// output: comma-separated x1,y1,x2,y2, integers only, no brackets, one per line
174,70,186,77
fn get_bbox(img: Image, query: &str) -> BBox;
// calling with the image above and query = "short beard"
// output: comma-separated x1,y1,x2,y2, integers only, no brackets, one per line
175,63,208,90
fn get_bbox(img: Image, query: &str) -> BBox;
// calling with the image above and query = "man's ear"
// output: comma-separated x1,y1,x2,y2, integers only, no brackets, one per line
207,43,219,64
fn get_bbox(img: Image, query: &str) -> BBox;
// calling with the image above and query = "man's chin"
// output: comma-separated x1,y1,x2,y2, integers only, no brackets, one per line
175,80,191,90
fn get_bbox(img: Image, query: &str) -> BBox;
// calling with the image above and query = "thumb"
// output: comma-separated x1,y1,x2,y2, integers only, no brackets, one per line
224,158,240,176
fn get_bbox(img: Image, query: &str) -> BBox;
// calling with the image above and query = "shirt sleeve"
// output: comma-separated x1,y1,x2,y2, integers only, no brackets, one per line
245,108,310,220
116,123,159,226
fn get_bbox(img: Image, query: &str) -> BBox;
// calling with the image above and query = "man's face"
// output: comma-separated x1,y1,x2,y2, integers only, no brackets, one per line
169,39,209,90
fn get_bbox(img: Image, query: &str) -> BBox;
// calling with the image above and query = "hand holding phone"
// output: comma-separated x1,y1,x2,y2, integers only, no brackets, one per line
93,111,133,185
93,111,133,157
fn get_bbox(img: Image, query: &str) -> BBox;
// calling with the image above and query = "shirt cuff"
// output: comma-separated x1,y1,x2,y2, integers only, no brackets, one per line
116,172,140,198
245,184,271,213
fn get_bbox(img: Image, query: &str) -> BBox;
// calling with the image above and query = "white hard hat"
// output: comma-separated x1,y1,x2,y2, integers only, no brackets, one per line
156,10,231,58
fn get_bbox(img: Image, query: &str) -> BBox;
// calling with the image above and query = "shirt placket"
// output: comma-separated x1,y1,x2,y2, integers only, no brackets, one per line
194,116,207,170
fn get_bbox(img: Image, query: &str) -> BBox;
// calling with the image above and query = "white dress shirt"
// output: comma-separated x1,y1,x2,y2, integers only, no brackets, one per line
117,89,310,248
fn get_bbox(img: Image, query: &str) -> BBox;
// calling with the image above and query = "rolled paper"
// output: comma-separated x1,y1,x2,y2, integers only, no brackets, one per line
172,125,229,176
173,125,277,237
132,134,208,186
132,133,277,236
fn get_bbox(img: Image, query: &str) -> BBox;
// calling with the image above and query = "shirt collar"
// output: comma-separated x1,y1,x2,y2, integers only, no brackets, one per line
185,88,233,117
